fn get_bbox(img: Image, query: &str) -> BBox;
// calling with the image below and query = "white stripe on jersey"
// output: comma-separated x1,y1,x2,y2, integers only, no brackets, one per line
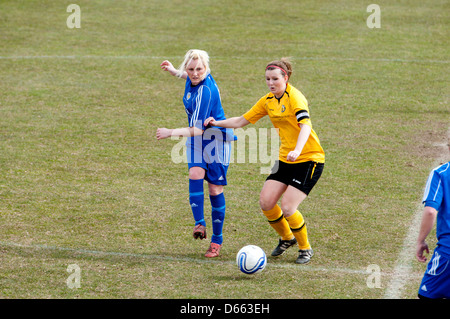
190,85,203,127
422,170,433,203
433,180,442,202
189,85,212,129
422,162,449,203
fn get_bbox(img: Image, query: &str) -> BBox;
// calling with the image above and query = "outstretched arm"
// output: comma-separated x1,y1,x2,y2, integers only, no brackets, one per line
204,116,250,129
160,60,187,79
156,126,203,140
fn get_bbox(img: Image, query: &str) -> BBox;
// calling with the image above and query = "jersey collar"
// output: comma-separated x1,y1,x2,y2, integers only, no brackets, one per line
271,83,291,102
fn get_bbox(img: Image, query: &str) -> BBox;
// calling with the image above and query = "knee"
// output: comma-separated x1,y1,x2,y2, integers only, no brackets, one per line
280,201,296,217
209,184,224,196
189,167,205,180
259,196,277,212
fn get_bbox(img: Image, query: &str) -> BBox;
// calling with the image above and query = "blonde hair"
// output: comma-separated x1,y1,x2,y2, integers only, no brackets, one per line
178,49,211,80
265,57,293,80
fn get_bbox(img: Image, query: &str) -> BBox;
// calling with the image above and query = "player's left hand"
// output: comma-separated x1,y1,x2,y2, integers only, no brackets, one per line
156,128,172,140
204,117,216,127
286,150,300,162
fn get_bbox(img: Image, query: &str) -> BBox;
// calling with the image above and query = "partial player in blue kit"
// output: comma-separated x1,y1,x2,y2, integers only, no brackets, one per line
157,49,234,258
416,152,450,298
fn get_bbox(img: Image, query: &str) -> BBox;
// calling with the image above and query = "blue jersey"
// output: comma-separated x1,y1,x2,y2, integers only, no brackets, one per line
183,73,235,181
422,161,450,255
183,74,227,134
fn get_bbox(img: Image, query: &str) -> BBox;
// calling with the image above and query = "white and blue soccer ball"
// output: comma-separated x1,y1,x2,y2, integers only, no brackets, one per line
236,245,267,275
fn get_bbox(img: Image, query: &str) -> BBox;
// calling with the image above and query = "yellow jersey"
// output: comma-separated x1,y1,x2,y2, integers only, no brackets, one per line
243,83,325,164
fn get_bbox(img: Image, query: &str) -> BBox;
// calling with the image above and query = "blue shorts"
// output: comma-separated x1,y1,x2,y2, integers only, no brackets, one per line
418,247,450,299
186,129,232,186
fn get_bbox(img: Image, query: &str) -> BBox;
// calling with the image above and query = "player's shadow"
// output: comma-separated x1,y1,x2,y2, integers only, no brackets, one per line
157,250,263,281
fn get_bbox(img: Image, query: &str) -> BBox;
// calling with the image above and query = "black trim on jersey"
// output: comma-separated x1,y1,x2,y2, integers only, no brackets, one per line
295,110,310,122
267,90,289,104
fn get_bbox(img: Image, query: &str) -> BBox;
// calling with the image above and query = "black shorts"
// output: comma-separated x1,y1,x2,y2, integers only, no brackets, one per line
266,160,324,195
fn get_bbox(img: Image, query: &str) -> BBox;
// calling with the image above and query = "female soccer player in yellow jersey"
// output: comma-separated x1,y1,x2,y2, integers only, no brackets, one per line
204,58,325,264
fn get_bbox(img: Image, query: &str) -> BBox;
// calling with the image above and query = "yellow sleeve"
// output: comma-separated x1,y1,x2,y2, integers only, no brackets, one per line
243,95,268,124
291,90,311,127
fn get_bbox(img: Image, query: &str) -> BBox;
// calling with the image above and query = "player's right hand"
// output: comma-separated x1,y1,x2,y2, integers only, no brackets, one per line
156,128,172,140
160,60,175,73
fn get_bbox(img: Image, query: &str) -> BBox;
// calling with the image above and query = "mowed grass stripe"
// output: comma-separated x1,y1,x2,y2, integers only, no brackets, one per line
0,55,449,64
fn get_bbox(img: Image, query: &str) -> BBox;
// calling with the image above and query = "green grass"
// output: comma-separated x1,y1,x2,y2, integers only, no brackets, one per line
0,0,449,299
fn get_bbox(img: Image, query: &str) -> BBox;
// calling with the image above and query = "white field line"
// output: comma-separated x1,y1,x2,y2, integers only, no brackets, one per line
384,129,450,299
383,203,426,299
0,240,369,276
0,55,448,64
0,240,425,284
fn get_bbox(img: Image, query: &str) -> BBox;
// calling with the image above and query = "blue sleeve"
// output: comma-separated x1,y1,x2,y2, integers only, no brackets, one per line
422,169,443,210
189,85,212,130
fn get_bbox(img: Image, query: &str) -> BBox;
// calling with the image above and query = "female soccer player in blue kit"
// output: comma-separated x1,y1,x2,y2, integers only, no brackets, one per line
417,149,450,299
157,49,233,258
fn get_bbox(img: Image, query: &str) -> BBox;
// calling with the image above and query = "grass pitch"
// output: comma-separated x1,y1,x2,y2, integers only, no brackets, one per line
0,0,449,299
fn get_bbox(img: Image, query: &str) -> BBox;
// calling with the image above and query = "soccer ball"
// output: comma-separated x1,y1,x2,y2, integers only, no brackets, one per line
236,245,267,275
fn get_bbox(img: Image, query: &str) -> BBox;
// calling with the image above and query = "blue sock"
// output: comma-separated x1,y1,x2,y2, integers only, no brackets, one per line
210,193,226,245
189,179,205,226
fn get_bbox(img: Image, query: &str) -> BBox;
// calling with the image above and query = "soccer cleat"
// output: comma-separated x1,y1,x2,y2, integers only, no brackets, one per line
193,224,207,240
205,242,221,258
271,238,297,256
295,249,314,264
